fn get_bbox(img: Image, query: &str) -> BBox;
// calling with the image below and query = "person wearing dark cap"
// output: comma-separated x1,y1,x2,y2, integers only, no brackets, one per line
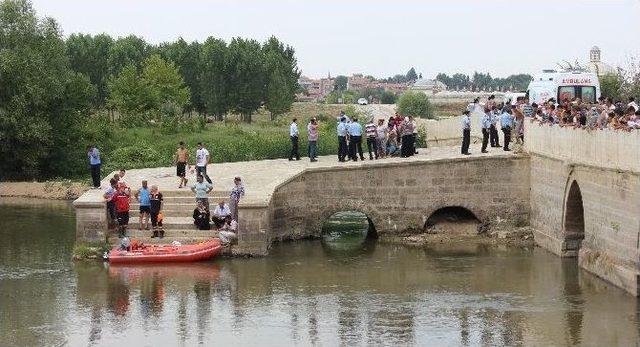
460,110,471,155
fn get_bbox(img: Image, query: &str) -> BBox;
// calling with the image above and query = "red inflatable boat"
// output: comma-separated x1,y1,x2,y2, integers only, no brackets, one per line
108,239,222,264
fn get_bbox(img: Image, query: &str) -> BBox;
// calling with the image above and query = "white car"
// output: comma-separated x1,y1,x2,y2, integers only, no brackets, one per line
357,98,368,105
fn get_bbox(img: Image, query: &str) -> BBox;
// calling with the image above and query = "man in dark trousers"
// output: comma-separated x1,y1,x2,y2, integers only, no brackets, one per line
460,111,471,155
501,108,514,151
336,117,348,162
87,145,101,188
289,118,300,161
481,108,491,153
489,107,500,147
348,117,364,161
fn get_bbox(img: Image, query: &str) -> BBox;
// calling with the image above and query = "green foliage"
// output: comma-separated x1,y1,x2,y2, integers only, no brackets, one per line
325,90,359,104
334,75,348,91
156,38,204,113
107,54,190,120
263,36,300,119
0,0,94,179
406,67,418,81
0,0,302,180
66,33,113,107
397,91,434,119
107,35,149,77
226,38,265,122
140,54,191,110
436,72,532,91
200,37,228,120
600,74,624,100
380,90,397,104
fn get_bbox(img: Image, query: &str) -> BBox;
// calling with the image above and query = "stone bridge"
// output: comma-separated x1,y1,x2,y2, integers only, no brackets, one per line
73,117,640,295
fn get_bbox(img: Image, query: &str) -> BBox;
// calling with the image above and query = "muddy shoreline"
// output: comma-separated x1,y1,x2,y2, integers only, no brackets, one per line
379,220,535,248
0,181,89,200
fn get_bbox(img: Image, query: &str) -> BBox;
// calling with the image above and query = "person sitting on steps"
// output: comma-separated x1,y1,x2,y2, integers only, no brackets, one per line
218,215,238,246
193,200,210,230
212,200,230,229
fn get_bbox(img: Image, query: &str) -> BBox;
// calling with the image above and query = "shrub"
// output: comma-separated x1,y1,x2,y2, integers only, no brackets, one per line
397,91,434,119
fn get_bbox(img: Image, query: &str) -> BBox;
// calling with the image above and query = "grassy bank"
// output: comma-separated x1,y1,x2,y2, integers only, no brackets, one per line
71,102,463,179
97,103,348,175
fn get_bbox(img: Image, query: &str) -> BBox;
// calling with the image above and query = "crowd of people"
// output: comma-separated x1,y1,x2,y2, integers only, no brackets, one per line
288,111,421,162
459,94,640,155
528,96,640,130
97,142,245,246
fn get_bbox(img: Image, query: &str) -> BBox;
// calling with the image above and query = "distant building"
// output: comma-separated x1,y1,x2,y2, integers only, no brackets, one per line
410,78,447,95
586,46,616,76
297,75,334,102
347,74,371,91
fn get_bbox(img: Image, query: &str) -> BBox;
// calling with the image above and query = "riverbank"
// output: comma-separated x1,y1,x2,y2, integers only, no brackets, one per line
0,181,89,200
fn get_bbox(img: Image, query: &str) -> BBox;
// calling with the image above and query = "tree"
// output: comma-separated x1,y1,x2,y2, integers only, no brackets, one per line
0,0,94,178
107,64,148,117
397,91,433,119
140,54,190,111
200,37,228,120
334,75,348,91
66,33,113,107
406,67,418,81
600,74,624,100
107,35,149,77
157,38,204,114
262,36,300,120
107,55,190,119
380,90,397,104
225,38,265,123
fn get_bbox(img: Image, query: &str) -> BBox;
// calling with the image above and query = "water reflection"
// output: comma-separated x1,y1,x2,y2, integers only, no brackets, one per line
1,200,640,346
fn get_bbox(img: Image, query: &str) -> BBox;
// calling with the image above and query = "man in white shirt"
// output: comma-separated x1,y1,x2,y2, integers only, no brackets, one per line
195,142,212,184
289,118,300,161
212,200,231,228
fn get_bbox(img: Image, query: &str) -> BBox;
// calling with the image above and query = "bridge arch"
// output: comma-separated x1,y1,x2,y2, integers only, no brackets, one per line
423,203,485,227
313,206,381,239
424,205,481,234
563,179,585,256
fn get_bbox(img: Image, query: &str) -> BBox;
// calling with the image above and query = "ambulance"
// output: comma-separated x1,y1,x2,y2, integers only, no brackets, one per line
526,69,600,105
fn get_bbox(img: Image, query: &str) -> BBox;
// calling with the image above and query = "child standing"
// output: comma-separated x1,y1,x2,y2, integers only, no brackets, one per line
149,185,164,238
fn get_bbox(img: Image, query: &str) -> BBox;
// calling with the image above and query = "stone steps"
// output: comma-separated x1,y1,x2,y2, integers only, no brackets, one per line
150,189,231,197
116,229,218,238
129,203,196,216
128,216,196,230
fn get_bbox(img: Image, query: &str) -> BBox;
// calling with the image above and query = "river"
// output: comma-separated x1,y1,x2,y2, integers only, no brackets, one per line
1,199,639,346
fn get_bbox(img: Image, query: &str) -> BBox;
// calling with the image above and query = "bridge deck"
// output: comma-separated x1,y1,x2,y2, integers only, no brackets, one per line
86,145,517,207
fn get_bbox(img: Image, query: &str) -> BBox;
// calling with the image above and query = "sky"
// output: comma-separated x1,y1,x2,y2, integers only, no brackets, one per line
31,0,640,79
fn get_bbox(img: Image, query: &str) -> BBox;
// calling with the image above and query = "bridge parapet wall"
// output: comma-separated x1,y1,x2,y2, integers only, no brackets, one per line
525,122,640,172
422,113,483,147
268,155,530,241
525,122,640,295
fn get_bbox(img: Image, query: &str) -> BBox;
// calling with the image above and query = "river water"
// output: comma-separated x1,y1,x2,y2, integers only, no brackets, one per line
1,199,639,346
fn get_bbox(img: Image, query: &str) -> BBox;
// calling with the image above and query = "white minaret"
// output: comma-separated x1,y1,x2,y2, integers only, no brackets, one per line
590,46,601,63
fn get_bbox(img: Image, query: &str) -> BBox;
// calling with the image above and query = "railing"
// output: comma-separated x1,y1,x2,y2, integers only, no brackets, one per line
524,121,640,173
